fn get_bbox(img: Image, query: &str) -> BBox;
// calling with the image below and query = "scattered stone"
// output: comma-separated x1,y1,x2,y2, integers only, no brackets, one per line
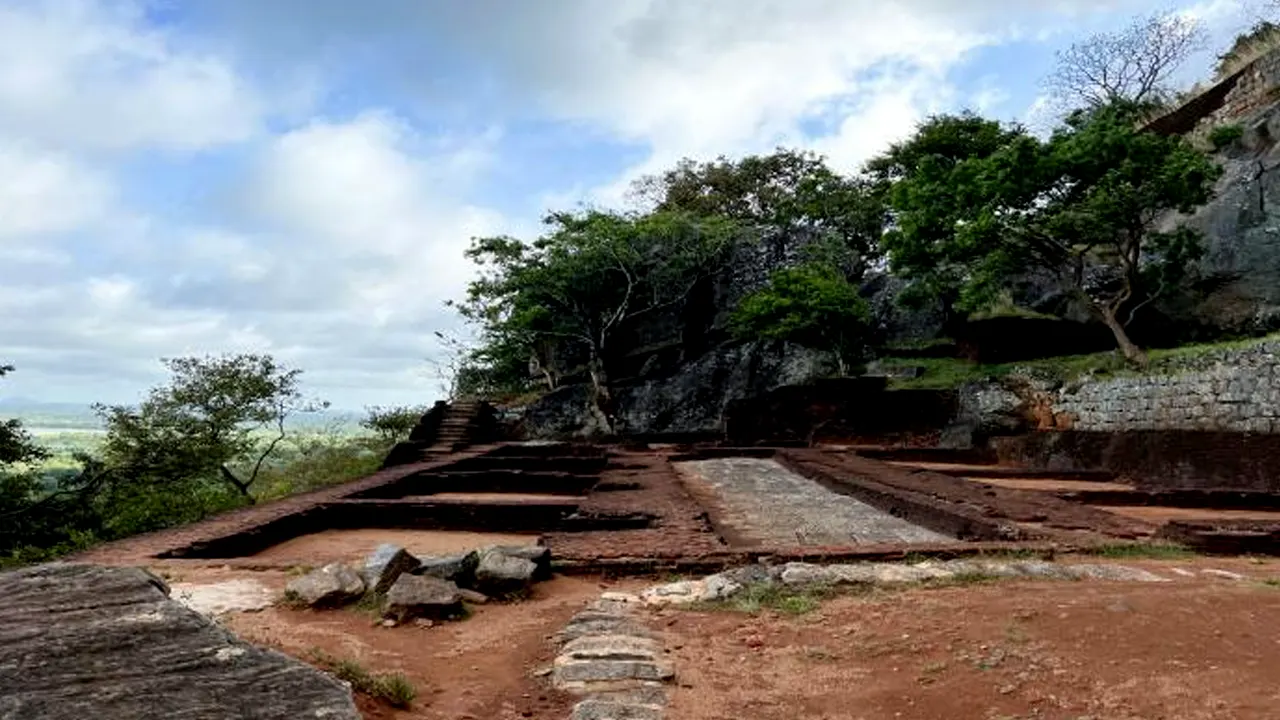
361,544,420,595
414,618,435,629
383,574,463,622
380,619,398,628
488,544,553,580
284,563,366,607
414,551,480,586
600,591,643,605
0,563,360,719
458,588,490,604
1063,565,1169,582
474,550,538,595
1202,568,1247,581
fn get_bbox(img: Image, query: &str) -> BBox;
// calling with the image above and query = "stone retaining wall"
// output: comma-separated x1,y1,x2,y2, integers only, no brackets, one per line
1056,340,1280,433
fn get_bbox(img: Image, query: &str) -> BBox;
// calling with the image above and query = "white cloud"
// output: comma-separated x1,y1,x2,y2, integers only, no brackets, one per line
0,0,262,154
0,141,111,239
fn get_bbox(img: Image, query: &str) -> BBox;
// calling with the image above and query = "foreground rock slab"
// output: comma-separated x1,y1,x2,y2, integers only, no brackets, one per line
0,563,359,720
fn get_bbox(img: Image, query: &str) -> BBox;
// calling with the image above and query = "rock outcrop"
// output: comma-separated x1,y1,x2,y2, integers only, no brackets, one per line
0,563,359,720
524,341,836,438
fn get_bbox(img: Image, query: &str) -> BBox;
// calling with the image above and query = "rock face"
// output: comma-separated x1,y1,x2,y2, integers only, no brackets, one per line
525,341,836,438
285,563,366,607
487,544,552,581
473,549,539,595
362,544,420,595
0,563,359,720
383,575,463,622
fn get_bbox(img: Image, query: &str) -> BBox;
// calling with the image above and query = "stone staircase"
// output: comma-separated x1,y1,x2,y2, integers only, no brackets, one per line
426,400,481,455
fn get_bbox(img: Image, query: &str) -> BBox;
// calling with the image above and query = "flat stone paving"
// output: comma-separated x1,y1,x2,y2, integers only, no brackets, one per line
675,458,951,546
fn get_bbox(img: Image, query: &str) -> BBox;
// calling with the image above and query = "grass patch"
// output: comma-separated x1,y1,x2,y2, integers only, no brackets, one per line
307,649,417,708
692,582,839,615
1260,578,1280,588
879,332,1280,390
279,589,309,610
1078,543,1195,560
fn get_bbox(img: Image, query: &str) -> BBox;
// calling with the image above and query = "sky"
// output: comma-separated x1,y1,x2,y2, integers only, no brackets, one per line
0,0,1262,410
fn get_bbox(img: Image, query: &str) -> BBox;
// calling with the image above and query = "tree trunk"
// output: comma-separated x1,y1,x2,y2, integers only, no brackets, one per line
1099,306,1148,366
220,465,256,504
586,357,615,435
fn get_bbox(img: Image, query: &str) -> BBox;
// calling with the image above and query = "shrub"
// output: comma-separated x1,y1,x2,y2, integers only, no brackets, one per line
1209,124,1243,150
308,650,417,708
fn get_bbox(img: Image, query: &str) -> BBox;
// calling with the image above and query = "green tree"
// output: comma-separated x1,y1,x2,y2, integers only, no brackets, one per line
361,405,427,444
730,263,870,375
456,210,742,430
632,148,884,278
887,103,1220,364
0,365,48,469
96,354,326,504
871,113,1028,326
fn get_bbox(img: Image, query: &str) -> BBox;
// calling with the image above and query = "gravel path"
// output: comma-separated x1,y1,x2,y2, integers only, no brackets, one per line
675,457,951,546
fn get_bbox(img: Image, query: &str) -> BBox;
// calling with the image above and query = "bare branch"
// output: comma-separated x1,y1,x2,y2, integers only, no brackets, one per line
1046,11,1207,110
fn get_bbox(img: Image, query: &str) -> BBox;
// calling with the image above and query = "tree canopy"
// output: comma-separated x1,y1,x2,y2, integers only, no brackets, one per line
882,102,1220,363
456,210,742,429
96,354,324,503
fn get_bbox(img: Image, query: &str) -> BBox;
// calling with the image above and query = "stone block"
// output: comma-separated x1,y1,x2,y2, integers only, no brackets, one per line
474,550,539,595
414,551,480,586
383,574,463,622
285,564,365,607
361,544,420,595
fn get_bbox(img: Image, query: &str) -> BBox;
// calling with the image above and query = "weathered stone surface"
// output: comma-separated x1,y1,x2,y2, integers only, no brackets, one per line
473,550,538,595
0,563,359,720
562,635,662,662
571,697,665,720
171,578,274,616
284,563,365,607
413,551,479,585
554,659,676,685
558,617,654,642
457,588,489,604
486,544,552,580
361,543,420,595
383,574,463,621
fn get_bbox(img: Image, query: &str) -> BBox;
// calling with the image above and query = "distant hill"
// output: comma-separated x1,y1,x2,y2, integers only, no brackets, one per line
1,398,363,432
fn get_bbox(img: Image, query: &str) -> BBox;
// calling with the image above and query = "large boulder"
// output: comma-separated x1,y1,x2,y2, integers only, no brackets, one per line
284,564,365,607
413,551,479,586
383,575,463,622
0,563,359,719
474,549,539,595
361,544,420,595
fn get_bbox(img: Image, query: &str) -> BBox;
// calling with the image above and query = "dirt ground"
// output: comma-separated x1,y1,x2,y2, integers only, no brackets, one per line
224,573,646,720
246,529,541,566
1094,506,1280,523
662,557,1280,720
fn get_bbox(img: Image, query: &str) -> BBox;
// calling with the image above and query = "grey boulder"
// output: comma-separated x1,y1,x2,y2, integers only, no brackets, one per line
488,544,552,581
474,549,539,595
285,563,365,607
361,544,420,595
413,551,479,585
383,574,463,622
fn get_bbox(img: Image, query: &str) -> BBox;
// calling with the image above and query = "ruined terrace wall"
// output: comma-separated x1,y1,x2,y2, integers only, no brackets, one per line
1057,341,1280,433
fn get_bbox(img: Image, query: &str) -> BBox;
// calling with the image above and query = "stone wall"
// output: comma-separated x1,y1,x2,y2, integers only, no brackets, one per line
1056,340,1280,433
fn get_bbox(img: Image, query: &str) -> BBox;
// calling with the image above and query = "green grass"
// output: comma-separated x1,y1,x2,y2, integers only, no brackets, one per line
307,649,417,708
1078,543,1196,560
1259,578,1280,588
879,333,1280,391
692,582,839,615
